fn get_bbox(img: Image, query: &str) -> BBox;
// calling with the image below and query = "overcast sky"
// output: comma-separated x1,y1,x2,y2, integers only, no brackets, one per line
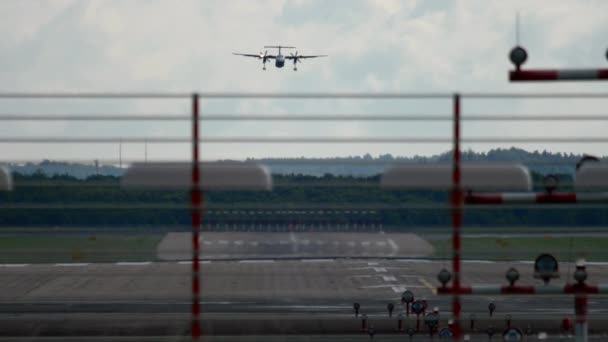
1,0,607,163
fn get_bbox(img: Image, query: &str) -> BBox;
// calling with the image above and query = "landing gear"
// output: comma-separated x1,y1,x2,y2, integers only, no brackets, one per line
263,65,266,70
293,67,297,71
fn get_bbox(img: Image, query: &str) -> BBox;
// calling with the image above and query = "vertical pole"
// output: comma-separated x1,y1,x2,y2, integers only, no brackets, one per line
191,93,202,339
575,291,588,342
451,93,462,340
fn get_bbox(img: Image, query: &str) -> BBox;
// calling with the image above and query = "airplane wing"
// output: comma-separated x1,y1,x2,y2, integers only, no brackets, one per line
232,53,276,59
285,55,328,60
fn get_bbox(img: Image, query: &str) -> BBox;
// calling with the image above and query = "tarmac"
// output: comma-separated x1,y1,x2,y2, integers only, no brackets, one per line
1,232,608,339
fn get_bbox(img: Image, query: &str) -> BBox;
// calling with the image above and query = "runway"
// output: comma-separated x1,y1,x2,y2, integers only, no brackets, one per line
2,257,608,338
157,232,435,260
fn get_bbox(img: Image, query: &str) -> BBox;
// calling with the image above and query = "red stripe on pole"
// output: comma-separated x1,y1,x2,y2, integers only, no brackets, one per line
191,93,201,339
451,93,462,340
510,70,558,81
464,193,503,204
511,69,608,81
536,192,577,203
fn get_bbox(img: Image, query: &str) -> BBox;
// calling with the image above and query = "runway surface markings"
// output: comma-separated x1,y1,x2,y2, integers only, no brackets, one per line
218,240,229,245
249,241,258,246
373,267,387,273
301,259,334,263
361,284,425,289
0,264,28,267
115,261,152,266
391,286,407,293
234,240,243,245
177,260,212,264
418,277,437,294
376,241,387,247
367,262,379,266
54,263,89,267
203,241,213,245
463,260,495,264
238,259,275,263
382,275,397,282
397,259,433,263
361,241,371,246
387,239,399,255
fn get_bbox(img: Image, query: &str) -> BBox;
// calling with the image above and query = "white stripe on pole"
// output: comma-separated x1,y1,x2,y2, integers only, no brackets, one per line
470,285,501,295
558,69,599,80
535,285,564,295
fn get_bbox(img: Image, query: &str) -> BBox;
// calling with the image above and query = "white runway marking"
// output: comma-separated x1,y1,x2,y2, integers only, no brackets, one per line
203,241,213,245
387,239,399,255
234,240,243,245
373,267,387,273
300,240,310,245
115,262,152,266
315,240,325,245
376,241,387,247
218,240,229,245
249,241,258,246
367,262,379,266
0,264,28,267
463,260,495,264
347,241,356,247
279,240,289,245
362,284,425,289
333,241,340,246
238,259,275,263
177,260,212,265
391,286,407,293
301,259,334,263
382,276,397,282
362,241,371,246
54,263,89,267
397,259,432,263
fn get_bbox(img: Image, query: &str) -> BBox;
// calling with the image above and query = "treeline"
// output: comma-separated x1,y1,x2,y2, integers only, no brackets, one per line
0,171,606,230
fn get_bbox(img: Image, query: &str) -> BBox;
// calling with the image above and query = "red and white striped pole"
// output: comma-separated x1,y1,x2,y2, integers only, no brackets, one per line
437,283,608,295
465,192,608,205
191,93,202,339
509,46,608,82
451,93,462,339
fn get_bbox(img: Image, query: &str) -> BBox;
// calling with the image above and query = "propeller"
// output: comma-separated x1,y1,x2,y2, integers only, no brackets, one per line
259,50,269,61
291,51,302,71
290,51,302,64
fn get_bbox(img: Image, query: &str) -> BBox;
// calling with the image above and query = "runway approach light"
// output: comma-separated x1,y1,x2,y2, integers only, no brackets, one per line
121,162,272,190
381,163,531,191
505,267,520,287
575,163,608,191
534,253,559,284
0,165,12,191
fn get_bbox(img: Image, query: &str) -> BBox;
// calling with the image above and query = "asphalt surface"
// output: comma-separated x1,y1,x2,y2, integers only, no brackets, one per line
2,258,608,338
2,232,608,339
157,232,435,260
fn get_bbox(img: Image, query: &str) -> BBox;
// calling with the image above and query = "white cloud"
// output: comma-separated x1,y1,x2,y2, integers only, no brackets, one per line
0,0,607,161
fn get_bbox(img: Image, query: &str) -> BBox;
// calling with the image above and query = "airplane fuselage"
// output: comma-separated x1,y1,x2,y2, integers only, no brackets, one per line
275,54,285,68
